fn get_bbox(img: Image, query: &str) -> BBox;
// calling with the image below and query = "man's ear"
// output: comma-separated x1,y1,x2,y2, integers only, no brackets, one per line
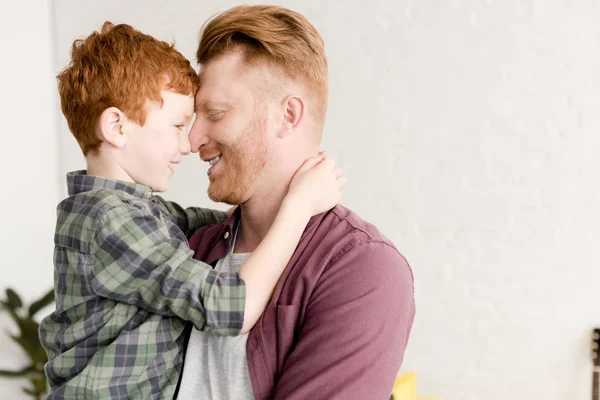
98,107,128,148
277,95,304,139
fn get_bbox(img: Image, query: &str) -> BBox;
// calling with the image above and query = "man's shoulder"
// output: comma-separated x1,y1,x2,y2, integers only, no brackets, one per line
320,204,400,256
308,205,414,307
187,203,401,252
330,205,391,239
311,204,413,285
187,214,228,249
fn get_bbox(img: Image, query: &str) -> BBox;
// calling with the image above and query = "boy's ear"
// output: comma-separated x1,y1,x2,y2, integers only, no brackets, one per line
98,107,128,148
276,94,304,139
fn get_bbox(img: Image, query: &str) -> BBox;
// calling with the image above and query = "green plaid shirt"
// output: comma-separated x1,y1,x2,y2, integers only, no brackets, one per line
39,171,246,399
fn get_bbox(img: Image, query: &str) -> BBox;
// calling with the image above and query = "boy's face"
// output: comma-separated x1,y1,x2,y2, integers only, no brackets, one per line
121,90,194,192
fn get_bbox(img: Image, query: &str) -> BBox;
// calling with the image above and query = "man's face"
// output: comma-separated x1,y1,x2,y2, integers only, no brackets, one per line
121,90,194,192
189,51,273,205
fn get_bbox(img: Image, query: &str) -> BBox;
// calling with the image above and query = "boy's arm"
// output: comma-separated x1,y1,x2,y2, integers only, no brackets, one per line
126,155,340,333
93,205,244,335
150,195,227,237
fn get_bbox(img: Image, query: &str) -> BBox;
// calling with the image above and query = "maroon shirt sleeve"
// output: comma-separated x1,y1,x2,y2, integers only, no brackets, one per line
272,241,415,400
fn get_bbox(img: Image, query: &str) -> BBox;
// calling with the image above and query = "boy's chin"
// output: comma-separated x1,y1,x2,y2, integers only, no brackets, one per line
144,178,169,193
151,183,168,193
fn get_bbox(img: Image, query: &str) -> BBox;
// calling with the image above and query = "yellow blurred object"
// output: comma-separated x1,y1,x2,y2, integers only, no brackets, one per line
391,371,416,399
390,371,442,400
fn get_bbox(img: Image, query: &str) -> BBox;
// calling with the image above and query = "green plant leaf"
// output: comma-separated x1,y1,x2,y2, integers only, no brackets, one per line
18,318,40,340
6,288,23,310
4,307,22,327
31,377,47,392
1,289,50,399
31,341,49,366
10,334,30,355
23,387,37,396
0,365,34,377
28,289,54,318
10,331,40,363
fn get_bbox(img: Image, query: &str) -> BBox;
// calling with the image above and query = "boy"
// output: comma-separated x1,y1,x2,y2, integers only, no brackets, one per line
39,21,343,399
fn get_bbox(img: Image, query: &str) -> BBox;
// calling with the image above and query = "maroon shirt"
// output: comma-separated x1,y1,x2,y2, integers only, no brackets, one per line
188,205,415,399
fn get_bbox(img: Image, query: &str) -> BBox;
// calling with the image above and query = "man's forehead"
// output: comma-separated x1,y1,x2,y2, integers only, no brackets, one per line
195,51,279,106
199,50,244,77
195,72,246,107
194,82,235,107
198,50,272,87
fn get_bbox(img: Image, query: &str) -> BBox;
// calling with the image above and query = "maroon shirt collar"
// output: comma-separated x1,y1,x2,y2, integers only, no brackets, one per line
201,205,328,266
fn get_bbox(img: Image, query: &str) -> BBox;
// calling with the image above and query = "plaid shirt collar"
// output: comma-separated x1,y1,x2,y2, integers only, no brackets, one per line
66,170,152,199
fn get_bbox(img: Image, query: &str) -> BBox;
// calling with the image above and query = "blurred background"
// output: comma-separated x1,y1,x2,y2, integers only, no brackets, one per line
1,1,599,399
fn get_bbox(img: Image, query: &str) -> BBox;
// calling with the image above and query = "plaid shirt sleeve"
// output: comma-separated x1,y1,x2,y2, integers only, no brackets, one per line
93,204,245,334
150,195,228,237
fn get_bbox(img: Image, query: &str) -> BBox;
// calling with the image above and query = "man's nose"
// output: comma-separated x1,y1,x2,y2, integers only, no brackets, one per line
188,117,208,153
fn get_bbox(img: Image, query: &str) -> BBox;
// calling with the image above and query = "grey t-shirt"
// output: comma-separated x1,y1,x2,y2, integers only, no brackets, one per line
177,223,254,399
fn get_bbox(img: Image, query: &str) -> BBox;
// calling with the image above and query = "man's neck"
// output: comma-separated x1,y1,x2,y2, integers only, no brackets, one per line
232,141,320,253
234,184,288,253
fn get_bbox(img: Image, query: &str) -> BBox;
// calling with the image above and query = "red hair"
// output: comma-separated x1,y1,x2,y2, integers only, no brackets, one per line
58,21,199,155
197,5,328,128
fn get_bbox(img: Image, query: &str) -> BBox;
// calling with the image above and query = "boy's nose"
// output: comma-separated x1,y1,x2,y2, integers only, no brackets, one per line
180,131,191,155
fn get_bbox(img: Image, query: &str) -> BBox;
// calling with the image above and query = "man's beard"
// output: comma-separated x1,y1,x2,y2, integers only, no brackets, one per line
207,116,268,205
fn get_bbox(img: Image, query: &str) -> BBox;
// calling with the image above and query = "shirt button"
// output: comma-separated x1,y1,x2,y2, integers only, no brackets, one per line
224,231,230,240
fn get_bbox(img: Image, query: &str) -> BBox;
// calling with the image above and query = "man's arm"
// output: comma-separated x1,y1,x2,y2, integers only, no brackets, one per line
150,195,228,237
273,241,415,400
92,205,244,335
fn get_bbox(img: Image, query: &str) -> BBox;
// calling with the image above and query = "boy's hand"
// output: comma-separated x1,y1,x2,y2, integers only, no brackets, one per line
285,151,345,217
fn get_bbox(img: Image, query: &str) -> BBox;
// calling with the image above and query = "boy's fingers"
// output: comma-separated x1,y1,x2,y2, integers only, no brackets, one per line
298,154,324,172
318,158,335,171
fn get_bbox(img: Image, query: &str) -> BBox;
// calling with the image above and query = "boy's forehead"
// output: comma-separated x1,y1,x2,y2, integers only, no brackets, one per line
158,90,194,112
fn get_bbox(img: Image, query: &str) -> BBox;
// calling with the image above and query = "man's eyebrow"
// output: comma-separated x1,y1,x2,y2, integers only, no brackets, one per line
195,100,230,109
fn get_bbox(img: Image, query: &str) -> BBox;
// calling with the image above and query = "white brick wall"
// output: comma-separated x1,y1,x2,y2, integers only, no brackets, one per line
2,1,599,399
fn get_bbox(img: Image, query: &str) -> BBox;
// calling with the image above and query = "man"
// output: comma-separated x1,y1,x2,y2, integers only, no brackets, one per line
177,5,415,399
